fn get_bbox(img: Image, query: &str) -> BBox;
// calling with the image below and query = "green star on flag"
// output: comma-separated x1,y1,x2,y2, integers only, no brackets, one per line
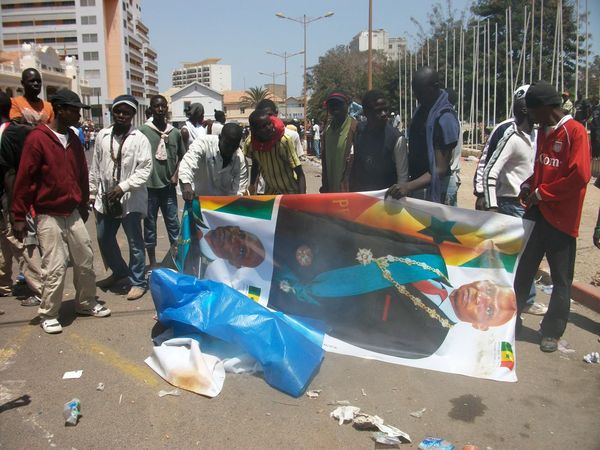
418,217,461,244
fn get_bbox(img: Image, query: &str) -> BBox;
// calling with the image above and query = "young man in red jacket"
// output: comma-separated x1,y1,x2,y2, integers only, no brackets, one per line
514,81,591,352
11,89,111,334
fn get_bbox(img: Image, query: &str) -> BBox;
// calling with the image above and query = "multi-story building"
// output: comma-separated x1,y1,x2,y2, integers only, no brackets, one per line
0,43,93,120
0,0,159,127
171,59,231,93
349,29,406,61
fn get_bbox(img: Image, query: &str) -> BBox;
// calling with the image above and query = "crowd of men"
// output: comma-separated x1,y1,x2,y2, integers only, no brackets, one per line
0,66,595,354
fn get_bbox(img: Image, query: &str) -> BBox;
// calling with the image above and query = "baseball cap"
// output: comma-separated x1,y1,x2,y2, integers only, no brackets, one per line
525,81,562,108
112,94,138,112
513,84,530,100
50,89,90,109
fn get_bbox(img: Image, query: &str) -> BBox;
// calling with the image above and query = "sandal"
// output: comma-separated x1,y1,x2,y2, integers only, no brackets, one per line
41,318,62,334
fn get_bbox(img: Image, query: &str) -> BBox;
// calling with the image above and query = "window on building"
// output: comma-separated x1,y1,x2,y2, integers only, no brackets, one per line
83,51,99,61
184,101,191,112
84,69,100,79
81,0,96,6
81,15,97,25
91,87,101,97
125,54,129,62
82,33,97,43
240,107,245,114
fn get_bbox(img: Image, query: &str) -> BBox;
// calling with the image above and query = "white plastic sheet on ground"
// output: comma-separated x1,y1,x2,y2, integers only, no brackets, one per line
145,338,225,397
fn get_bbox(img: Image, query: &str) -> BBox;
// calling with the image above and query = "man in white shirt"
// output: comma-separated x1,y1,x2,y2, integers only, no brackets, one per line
312,121,321,158
179,123,248,197
209,110,225,136
483,85,535,214
482,85,547,316
180,103,206,149
89,95,152,300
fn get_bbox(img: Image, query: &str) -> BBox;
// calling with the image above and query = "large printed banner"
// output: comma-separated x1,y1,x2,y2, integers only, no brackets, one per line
176,192,532,382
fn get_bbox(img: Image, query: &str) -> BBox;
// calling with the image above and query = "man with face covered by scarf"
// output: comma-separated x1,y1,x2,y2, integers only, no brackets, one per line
244,109,306,195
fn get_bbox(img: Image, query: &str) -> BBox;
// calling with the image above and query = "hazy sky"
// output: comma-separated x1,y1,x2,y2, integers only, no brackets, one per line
142,0,600,95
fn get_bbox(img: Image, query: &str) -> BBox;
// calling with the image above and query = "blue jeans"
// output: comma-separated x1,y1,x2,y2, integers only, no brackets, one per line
313,139,320,158
498,197,536,305
444,172,460,206
144,185,180,249
96,211,146,288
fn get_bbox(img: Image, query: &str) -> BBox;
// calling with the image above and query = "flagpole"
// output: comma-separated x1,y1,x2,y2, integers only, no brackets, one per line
539,0,544,79
494,21,498,125
575,0,579,97
522,5,528,86
398,47,402,126
445,29,449,87
505,8,509,118
530,0,535,83
452,27,456,90
585,0,589,97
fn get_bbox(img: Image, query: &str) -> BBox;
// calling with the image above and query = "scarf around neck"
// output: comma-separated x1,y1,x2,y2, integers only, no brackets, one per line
251,115,285,152
146,121,174,161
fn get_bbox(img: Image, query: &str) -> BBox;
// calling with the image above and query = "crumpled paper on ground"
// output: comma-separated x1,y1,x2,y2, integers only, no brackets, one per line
145,338,225,397
329,405,411,442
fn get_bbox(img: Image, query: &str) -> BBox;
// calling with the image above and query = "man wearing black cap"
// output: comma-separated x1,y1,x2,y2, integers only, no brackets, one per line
320,91,357,193
89,94,152,300
11,89,111,333
514,80,591,352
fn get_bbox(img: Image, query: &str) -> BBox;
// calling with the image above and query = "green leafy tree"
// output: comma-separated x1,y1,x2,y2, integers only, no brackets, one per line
306,45,397,122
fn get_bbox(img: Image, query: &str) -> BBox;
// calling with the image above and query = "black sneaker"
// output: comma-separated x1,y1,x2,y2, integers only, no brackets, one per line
540,336,558,352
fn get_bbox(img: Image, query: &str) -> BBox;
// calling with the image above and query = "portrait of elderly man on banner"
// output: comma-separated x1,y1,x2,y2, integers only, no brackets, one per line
173,191,531,382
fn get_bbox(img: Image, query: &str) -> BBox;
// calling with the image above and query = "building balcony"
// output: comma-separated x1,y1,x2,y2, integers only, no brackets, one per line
128,45,143,60
127,33,143,48
130,78,145,90
1,5,75,17
136,20,149,34
129,54,144,67
145,72,158,83
129,66,144,78
144,59,158,71
144,48,157,60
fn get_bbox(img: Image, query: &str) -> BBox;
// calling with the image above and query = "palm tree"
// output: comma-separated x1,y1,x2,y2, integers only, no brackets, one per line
240,86,272,108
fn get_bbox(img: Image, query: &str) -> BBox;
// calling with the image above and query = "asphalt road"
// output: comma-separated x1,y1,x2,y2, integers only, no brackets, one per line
1,157,599,449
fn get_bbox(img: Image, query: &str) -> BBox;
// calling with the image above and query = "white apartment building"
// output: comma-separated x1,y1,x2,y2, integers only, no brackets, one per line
171,58,231,93
349,29,406,61
0,0,159,127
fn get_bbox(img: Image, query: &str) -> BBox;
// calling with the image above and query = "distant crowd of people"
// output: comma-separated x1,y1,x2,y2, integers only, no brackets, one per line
0,66,596,354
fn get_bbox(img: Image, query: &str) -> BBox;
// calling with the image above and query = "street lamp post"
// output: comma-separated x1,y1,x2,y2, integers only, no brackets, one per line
258,70,286,90
368,0,373,89
275,11,334,141
266,50,304,118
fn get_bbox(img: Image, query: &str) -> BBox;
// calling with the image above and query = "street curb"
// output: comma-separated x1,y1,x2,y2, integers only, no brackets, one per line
537,266,600,314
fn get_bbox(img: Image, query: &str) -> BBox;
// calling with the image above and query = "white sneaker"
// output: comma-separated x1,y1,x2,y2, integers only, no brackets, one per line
41,318,63,334
523,302,548,315
77,303,111,317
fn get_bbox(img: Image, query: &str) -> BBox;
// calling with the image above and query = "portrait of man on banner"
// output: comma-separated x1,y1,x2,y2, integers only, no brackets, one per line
267,206,516,360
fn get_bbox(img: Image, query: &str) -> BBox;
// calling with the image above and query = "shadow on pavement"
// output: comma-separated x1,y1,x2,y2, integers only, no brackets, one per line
569,311,600,336
516,325,540,345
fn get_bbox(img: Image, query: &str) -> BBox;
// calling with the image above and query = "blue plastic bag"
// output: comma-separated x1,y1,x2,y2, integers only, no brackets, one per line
150,268,324,397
